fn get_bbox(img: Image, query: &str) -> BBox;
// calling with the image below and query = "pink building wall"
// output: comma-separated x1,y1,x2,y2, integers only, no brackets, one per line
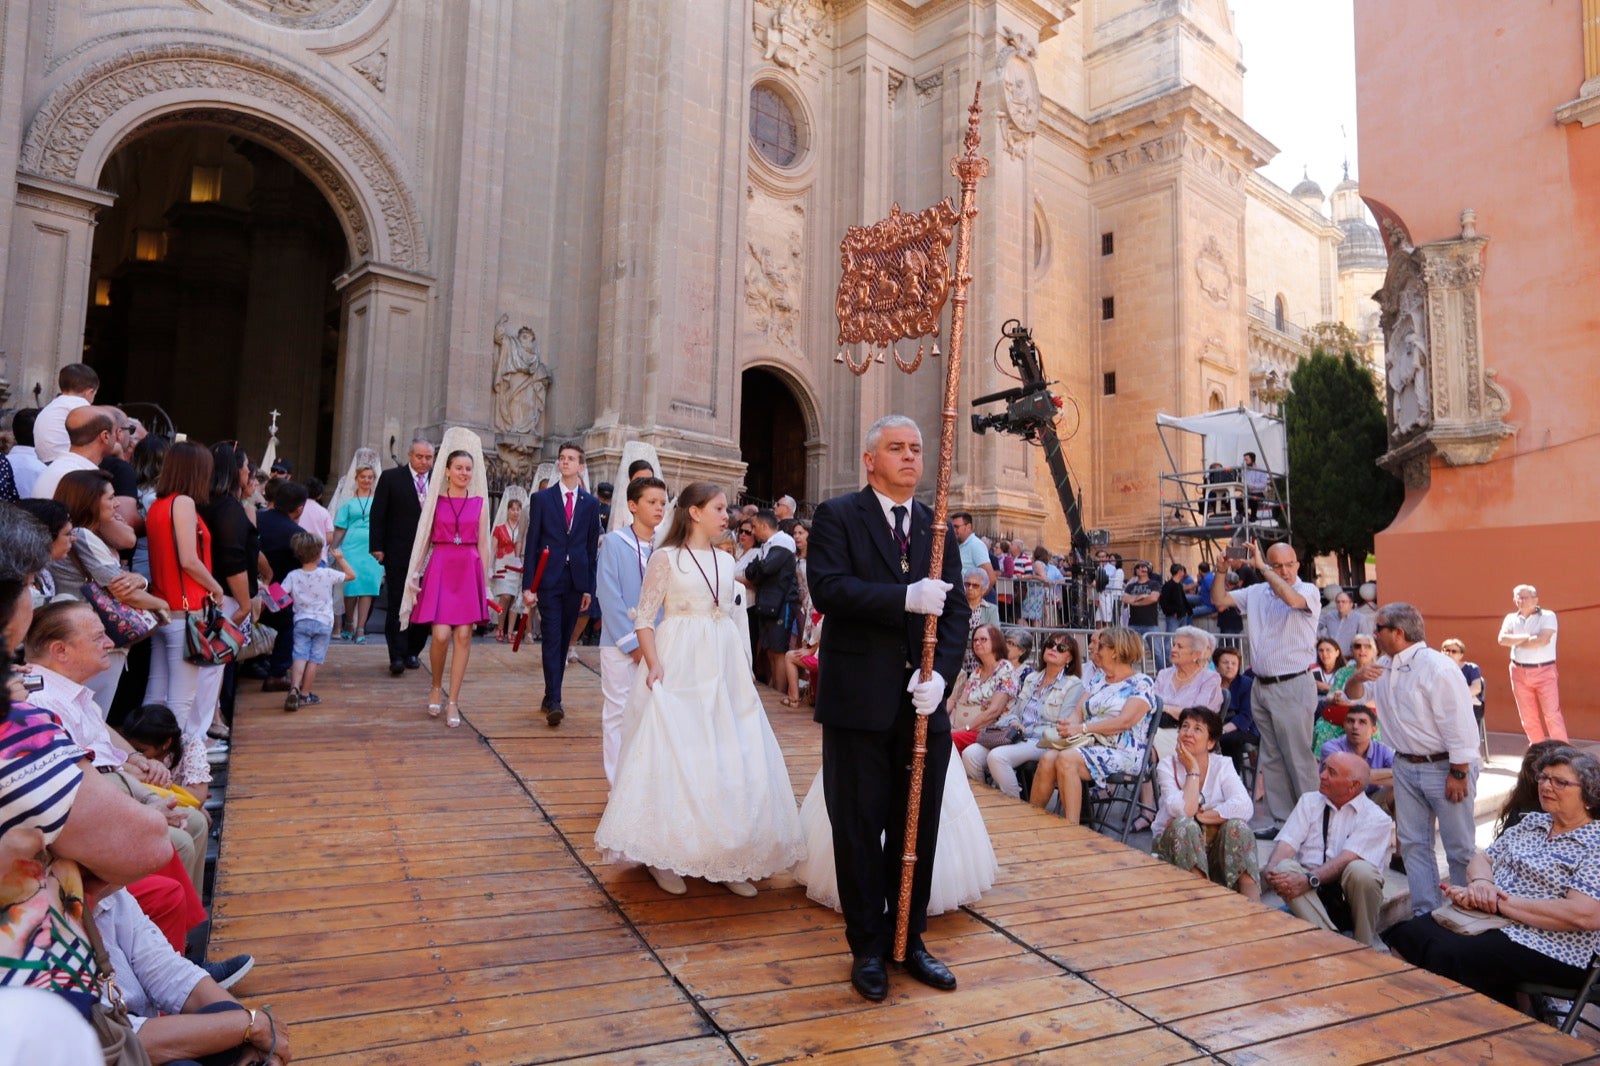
1355,0,1600,737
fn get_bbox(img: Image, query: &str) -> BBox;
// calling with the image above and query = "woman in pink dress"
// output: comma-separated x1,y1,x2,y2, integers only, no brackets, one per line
400,428,492,727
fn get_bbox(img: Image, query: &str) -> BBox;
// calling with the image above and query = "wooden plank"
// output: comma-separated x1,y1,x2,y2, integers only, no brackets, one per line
1379,1025,1600,1064
1124,947,1411,1021
1220,994,1546,1064
1087,928,1365,995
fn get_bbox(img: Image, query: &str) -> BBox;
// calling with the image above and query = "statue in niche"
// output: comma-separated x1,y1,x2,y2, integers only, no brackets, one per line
1386,283,1431,436
492,313,552,436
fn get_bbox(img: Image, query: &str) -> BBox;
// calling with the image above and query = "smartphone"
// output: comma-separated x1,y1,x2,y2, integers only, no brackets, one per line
1223,545,1249,561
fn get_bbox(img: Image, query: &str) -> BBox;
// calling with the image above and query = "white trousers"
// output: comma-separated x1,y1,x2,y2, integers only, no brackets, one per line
600,645,639,787
145,619,225,746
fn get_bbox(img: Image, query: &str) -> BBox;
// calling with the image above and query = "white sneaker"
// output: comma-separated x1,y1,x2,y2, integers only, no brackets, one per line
721,880,758,898
646,866,687,895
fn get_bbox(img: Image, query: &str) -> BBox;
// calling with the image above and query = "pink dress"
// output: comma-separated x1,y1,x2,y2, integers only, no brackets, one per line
412,496,489,625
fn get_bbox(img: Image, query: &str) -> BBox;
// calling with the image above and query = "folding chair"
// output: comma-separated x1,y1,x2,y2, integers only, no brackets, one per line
1516,951,1600,1035
1082,696,1164,843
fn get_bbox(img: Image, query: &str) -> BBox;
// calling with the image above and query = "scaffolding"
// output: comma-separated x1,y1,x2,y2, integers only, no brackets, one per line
1157,406,1292,568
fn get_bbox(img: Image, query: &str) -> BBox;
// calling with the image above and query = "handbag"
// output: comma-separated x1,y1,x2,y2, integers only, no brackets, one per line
183,601,246,666
976,722,1025,748
78,892,155,1066
70,551,158,648
1430,900,1511,936
237,620,277,662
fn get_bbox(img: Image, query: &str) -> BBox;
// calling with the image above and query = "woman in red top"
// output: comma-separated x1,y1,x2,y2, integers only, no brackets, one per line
143,442,228,762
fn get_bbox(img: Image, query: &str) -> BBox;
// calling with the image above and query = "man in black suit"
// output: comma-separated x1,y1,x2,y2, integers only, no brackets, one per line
807,414,968,1003
368,437,434,675
521,441,601,726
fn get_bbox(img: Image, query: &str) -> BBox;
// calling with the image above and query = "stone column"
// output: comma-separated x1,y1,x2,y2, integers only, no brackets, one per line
333,262,434,468
0,173,111,405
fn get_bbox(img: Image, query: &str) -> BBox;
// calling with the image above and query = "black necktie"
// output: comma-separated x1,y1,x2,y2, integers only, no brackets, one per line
891,505,909,575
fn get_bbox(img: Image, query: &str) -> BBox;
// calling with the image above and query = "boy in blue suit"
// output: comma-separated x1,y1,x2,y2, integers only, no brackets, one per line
521,442,602,726
594,475,668,783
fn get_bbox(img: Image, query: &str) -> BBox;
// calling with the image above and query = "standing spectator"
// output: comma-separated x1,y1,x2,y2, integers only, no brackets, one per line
5,408,44,498
98,409,144,539
1094,551,1124,627
521,441,601,726
1441,637,1485,727
299,476,335,561
31,405,117,502
1497,584,1564,743
281,532,354,711
1318,590,1374,657
1158,563,1192,649
1264,752,1393,947
200,441,259,736
741,508,798,698
256,480,308,693
1211,540,1320,839
774,494,797,521
1344,602,1479,917
370,437,435,676
1020,543,1051,625
950,512,995,603
1121,560,1161,662
32,362,98,463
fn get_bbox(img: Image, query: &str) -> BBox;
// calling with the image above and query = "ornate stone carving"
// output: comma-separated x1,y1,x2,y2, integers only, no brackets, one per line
753,0,832,72
914,71,943,99
19,42,425,271
1375,218,1512,483
352,41,388,92
492,314,552,437
1194,236,1232,305
887,71,906,108
213,0,375,30
998,27,1040,160
1090,129,1244,187
744,193,806,352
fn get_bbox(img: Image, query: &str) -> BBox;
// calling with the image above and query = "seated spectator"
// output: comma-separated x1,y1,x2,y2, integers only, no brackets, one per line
960,568,998,672
1152,626,1223,761
1496,739,1575,837
1153,707,1259,899
93,886,289,1064
1026,626,1156,824
1384,747,1600,1007
782,610,822,707
962,631,1082,798
1264,752,1393,947
948,624,1020,753
1213,646,1258,771
1319,705,1395,812
1441,637,1484,723
1002,627,1034,685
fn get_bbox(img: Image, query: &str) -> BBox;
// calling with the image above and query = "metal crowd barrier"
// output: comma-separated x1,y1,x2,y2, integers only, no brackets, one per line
983,619,1249,676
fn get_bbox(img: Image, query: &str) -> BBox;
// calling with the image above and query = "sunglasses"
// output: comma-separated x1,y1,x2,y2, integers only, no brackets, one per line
1043,641,1071,652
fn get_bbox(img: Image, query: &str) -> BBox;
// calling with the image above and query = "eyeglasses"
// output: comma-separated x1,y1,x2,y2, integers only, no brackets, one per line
1375,624,1397,633
1043,641,1071,653
963,582,984,589
1537,773,1580,790
1443,648,1464,656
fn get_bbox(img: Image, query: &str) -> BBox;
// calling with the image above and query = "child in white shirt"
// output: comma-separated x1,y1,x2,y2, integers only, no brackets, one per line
281,532,355,711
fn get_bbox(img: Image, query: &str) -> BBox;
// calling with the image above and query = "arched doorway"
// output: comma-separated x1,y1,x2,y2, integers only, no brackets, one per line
739,367,808,507
84,127,348,477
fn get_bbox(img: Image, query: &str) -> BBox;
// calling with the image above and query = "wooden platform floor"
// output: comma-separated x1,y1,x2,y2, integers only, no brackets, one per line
212,640,1600,1064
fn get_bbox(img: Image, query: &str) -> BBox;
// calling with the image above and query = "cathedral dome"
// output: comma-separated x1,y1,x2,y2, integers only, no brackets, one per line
1291,175,1324,199
1338,217,1387,270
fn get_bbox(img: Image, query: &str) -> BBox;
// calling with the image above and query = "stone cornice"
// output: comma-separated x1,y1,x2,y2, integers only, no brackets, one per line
1246,172,1341,238
1554,83,1600,126
831,0,1077,42
1088,84,1274,170
1039,97,1091,151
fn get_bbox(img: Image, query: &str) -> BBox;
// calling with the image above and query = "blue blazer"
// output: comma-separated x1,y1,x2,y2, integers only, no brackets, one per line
522,482,601,594
595,527,656,653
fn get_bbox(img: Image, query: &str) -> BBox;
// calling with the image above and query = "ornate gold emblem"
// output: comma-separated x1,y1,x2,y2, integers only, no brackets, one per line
833,200,959,375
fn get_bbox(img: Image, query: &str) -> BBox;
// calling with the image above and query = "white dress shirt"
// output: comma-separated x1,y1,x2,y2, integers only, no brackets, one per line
1278,789,1394,871
1152,752,1253,835
30,451,97,501
32,395,88,463
25,663,126,768
95,889,207,1030
870,487,914,537
1234,578,1321,677
1499,608,1558,665
1365,641,1480,764
6,444,45,497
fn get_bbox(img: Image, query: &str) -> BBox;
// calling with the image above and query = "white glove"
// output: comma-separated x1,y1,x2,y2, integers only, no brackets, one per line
904,577,952,616
906,671,947,716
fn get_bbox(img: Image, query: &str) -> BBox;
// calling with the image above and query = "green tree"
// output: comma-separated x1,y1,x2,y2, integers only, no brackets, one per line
1282,324,1403,586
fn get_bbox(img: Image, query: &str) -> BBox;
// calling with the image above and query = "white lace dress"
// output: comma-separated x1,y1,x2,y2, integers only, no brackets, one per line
791,755,999,916
594,546,805,882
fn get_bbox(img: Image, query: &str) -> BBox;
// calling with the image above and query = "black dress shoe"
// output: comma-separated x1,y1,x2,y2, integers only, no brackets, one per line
850,955,888,1002
545,705,565,727
261,677,292,693
389,659,406,676
902,947,956,991
404,656,422,670
1253,825,1280,841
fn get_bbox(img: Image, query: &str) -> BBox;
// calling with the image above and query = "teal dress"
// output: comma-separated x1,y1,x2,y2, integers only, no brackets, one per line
334,495,383,596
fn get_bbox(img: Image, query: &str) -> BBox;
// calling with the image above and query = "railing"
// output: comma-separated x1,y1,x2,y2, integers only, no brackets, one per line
1247,295,1308,345
981,617,1250,676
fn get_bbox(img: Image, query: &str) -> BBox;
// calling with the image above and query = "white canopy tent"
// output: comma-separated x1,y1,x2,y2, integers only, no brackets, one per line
1156,406,1287,475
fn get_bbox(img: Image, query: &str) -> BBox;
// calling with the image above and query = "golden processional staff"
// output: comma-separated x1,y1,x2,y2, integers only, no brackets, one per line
833,85,989,962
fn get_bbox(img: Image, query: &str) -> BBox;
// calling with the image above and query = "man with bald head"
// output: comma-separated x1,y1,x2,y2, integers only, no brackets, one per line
31,404,118,501
1264,750,1394,946
1213,539,1321,837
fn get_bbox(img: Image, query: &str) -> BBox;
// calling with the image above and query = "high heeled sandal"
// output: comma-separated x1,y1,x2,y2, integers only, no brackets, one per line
427,689,443,718
445,700,462,728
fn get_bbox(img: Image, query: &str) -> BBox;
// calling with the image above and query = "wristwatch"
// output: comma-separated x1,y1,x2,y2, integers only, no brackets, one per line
1306,873,1322,890
1449,768,1467,781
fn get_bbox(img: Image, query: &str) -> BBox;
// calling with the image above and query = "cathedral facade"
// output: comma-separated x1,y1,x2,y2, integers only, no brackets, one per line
0,0,1373,556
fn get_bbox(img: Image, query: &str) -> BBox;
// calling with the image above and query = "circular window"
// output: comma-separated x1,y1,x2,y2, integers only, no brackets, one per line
750,84,801,168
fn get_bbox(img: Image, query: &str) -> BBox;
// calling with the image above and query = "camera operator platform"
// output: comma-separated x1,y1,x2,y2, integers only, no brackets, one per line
1155,406,1293,569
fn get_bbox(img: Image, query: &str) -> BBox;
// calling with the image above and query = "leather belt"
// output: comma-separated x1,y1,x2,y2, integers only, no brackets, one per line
1255,671,1305,686
1397,751,1449,764
1512,661,1555,668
